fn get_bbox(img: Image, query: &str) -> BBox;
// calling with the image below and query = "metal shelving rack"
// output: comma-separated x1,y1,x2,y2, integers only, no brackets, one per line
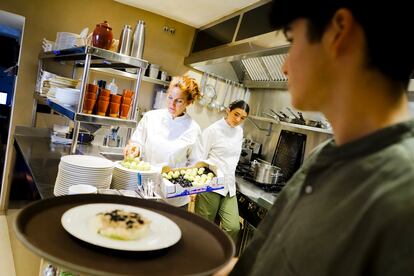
35,46,149,154
88,68,170,86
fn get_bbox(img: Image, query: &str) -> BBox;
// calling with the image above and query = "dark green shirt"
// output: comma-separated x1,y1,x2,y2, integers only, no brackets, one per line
232,120,414,276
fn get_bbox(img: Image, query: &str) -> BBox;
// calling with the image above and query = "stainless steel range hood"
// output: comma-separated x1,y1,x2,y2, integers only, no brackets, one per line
184,10,291,89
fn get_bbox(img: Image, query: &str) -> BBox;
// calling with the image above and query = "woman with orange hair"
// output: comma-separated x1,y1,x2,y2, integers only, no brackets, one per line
124,76,202,207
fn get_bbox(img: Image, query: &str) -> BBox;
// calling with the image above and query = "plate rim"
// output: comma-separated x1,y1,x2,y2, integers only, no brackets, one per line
60,203,182,251
61,155,114,169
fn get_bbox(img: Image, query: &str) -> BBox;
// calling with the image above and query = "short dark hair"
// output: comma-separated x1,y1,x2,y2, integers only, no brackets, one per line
270,0,414,88
229,100,250,115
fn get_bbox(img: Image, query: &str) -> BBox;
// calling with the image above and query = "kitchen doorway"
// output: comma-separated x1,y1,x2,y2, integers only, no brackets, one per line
0,10,25,213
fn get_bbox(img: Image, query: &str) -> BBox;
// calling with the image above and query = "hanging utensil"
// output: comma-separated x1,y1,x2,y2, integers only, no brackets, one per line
240,85,247,101
207,77,219,110
198,73,210,106
236,84,243,101
243,88,250,103
219,80,230,112
224,81,234,108
201,74,216,106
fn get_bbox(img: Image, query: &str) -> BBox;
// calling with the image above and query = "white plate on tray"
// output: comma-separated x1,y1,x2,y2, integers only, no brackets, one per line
61,203,181,251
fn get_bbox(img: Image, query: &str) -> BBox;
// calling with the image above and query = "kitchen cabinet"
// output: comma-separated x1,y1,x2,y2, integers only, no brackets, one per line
32,46,149,154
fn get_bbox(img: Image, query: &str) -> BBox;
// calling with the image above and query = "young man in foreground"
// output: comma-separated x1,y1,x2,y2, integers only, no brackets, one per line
219,0,414,275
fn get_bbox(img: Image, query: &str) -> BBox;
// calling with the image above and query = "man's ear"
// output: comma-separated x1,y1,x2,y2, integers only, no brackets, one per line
324,8,358,58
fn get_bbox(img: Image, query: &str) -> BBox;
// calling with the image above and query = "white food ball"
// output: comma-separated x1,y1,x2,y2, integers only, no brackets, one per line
162,173,168,178
207,172,214,178
180,170,186,175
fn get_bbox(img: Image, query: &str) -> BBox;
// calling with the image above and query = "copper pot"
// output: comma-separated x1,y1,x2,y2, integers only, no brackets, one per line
92,21,113,50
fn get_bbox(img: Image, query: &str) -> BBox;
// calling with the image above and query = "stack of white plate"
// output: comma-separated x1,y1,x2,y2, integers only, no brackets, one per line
111,161,160,190
43,76,79,96
54,155,114,196
54,87,80,106
54,32,83,50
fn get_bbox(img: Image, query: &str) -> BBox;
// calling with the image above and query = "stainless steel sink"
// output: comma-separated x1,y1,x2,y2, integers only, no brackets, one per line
98,145,124,161
100,152,124,161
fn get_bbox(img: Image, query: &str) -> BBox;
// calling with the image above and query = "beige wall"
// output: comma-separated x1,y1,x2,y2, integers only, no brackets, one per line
0,0,197,127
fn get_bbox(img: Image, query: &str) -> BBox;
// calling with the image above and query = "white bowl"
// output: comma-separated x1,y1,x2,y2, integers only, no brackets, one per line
68,184,97,195
55,87,80,106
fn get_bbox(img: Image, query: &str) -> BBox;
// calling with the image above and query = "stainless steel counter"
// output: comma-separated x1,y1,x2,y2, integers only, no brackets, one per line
13,126,101,199
14,126,278,209
236,176,277,210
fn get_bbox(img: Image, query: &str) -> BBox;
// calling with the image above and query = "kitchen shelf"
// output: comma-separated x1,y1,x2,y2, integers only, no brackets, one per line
39,46,148,69
46,98,137,128
34,46,147,153
89,67,169,86
249,115,333,134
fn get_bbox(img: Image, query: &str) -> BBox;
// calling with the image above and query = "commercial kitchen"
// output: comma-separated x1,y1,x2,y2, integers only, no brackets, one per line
1,0,413,275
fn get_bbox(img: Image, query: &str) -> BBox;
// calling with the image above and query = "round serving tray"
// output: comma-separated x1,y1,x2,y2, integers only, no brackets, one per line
14,194,235,276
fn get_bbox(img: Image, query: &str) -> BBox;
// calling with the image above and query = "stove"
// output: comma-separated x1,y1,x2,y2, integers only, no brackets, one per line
235,172,283,225
236,191,268,228
235,173,283,256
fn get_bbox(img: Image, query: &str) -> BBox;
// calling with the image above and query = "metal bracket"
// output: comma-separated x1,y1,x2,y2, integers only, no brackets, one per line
247,117,273,136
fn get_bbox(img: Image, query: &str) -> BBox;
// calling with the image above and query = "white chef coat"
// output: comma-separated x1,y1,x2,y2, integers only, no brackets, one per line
201,118,243,197
131,109,202,206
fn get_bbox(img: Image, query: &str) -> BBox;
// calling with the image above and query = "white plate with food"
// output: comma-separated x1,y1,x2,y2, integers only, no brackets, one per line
61,203,181,251
114,160,158,174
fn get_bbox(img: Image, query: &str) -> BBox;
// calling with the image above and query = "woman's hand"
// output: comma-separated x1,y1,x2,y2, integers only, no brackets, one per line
124,142,141,159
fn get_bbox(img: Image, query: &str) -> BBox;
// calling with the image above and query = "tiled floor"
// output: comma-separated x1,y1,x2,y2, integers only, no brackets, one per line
1,209,41,276
0,215,15,276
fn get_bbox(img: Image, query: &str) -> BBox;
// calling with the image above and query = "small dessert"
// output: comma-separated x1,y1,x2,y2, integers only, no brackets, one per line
94,209,150,240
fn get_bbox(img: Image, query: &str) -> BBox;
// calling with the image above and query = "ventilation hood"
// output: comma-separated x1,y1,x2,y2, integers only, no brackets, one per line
184,1,291,89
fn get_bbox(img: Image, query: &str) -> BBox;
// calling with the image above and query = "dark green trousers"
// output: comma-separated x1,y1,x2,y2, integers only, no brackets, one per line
195,192,240,242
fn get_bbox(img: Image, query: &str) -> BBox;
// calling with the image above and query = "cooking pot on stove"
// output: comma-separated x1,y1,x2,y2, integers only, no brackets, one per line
252,159,283,185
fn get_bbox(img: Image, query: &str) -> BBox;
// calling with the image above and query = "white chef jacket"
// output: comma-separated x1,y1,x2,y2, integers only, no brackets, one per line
131,109,202,206
201,118,243,197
